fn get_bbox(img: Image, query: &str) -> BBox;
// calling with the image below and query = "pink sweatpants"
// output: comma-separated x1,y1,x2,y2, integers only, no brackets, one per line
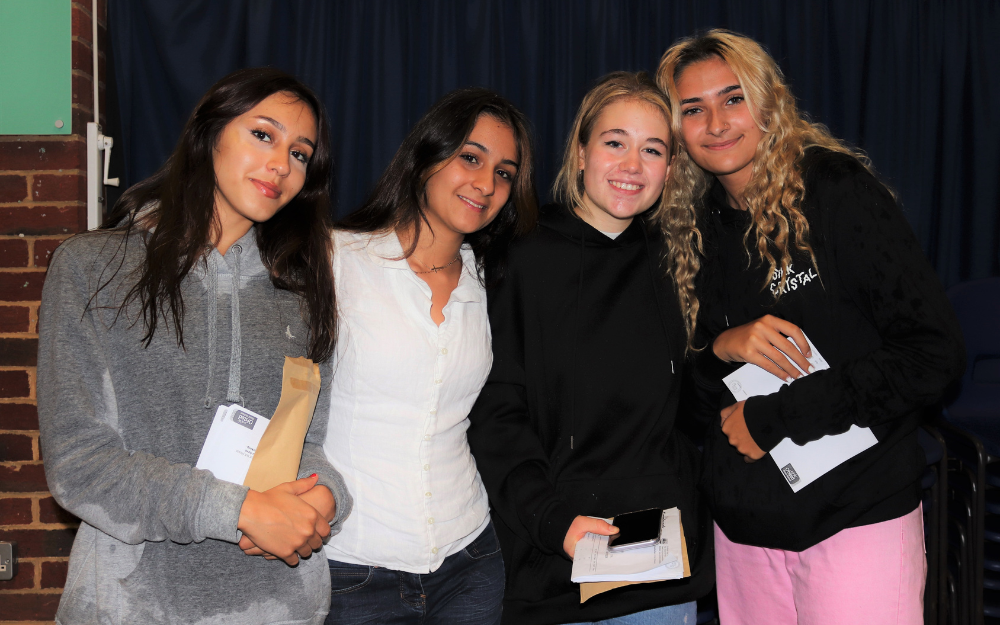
714,506,926,625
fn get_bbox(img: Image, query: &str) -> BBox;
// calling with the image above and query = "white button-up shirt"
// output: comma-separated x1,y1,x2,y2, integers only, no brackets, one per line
322,230,491,573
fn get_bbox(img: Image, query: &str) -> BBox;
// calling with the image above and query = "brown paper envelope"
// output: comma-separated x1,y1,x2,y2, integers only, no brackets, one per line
579,515,691,603
243,356,321,492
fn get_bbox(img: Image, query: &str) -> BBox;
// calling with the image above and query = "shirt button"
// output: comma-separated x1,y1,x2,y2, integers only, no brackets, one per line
434,379,442,385
423,464,430,471
427,518,434,524
425,492,432,497
441,348,448,355
430,409,437,415
431,547,438,554
424,435,431,441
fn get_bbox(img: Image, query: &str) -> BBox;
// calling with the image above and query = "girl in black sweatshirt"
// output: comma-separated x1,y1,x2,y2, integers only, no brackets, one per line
468,72,714,624
656,30,964,625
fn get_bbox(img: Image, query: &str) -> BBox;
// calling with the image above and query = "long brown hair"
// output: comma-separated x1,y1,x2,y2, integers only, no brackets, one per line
657,30,869,314
338,88,537,286
102,67,337,362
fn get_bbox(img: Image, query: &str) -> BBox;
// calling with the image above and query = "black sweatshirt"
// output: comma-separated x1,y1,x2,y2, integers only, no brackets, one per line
468,205,714,625
691,148,965,551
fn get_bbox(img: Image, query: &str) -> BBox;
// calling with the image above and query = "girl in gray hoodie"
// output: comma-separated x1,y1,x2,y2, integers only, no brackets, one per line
37,68,351,625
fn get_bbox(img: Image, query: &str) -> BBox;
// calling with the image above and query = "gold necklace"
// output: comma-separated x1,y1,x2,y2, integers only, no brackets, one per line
411,253,462,274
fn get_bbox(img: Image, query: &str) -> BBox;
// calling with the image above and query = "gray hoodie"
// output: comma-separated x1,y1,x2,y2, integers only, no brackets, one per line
37,228,351,625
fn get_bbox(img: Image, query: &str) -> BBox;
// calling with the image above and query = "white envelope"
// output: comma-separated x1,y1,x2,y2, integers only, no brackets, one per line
196,405,270,485
721,333,877,493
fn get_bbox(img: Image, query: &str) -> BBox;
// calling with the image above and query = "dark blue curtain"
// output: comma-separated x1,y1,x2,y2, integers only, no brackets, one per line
108,0,998,286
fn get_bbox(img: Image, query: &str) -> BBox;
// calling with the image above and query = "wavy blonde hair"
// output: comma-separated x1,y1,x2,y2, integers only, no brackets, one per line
656,29,870,345
552,72,701,343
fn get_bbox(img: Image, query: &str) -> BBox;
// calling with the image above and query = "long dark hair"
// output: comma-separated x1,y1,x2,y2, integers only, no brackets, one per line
338,88,537,285
102,67,337,362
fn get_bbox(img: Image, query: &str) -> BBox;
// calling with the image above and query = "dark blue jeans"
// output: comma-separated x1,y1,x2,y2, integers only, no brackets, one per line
324,523,505,625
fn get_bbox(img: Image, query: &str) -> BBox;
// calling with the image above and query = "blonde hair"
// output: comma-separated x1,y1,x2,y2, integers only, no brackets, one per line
657,29,870,345
554,72,674,206
552,72,702,344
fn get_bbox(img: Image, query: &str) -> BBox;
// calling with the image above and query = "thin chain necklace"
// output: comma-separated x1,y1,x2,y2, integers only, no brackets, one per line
411,253,462,274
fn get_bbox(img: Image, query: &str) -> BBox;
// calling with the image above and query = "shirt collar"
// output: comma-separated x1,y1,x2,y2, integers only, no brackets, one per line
364,230,483,303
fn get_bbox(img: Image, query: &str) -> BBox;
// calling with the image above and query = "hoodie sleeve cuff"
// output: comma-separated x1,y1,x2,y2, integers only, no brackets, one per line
692,344,738,389
743,394,787,453
538,500,578,560
196,479,250,543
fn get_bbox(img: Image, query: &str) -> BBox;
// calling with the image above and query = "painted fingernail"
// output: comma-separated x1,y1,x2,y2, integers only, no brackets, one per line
786,377,794,383
309,473,317,478
807,366,815,374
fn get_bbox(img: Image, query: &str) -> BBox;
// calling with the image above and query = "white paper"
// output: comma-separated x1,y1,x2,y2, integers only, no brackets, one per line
196,405,270,485
571,508,685,583
721,333,877,493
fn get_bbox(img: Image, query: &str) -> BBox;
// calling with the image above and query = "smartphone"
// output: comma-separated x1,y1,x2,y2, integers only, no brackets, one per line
607,508,663,552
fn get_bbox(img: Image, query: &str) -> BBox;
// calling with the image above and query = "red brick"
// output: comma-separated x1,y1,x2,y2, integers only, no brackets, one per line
0,305,30,332
0,338,38,367
0,560,35,590
72,71,93,110
71,4,107,47
33,238,66,268
0,463,47,492
0,205,84,236
0,370,31,398
0,592,61,621
0,271,46,301
0,140,85,171
0,175,28,202
0,403,38,430
0,238,29,267
32,174,86,203
39,497,78,525
41,559,69,588
0,432,34,461
71,38,93,76
0,497,33,525
1,528,76,557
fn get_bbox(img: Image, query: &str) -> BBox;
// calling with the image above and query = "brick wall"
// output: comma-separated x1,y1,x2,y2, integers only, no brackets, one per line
0,2,106,622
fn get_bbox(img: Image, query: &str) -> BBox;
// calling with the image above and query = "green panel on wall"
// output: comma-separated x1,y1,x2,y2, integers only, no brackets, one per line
0,0,72,135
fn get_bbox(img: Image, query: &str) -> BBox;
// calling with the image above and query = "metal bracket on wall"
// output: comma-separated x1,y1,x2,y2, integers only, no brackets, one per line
87,121,120,230
0,542,17,582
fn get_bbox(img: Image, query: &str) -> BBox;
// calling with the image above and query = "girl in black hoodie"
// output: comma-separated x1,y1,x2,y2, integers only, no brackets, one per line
468,72,714,625
657,30,964,625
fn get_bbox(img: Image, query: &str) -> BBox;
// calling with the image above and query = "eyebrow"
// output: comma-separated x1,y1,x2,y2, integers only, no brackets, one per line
256,115,317,150
466,140,519,168
679,84,742,106
599,128,668,148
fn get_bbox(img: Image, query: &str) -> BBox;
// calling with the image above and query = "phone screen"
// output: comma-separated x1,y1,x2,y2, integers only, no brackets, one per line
607,508,662,550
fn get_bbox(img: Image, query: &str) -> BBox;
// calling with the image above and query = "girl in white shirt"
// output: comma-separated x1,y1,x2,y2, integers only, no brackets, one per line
321,88,537,625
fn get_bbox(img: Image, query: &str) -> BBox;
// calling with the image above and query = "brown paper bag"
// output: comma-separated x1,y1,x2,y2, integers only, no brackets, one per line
243,356,321,492
579,516,691,603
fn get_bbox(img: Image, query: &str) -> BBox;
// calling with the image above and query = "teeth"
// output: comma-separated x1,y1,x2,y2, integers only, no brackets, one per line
461,196,486,209
610,181,641,191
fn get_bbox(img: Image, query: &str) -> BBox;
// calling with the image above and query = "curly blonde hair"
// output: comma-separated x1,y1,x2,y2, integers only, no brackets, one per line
656,29,870,347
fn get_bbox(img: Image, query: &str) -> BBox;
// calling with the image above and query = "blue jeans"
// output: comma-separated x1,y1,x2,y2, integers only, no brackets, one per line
565,601,698,625
323,523,504,625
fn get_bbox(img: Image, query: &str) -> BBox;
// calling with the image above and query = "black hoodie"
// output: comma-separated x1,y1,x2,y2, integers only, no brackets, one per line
691,148,965,551
467,204,714,625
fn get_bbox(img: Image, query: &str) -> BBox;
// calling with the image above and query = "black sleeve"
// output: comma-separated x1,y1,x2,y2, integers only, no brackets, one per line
743,157,966,450
467,261,577,559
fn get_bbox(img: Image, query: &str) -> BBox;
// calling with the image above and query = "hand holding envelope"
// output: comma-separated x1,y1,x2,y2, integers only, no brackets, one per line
196,357,331,564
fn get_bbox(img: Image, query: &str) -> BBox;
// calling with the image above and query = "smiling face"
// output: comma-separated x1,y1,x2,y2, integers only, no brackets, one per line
576,98,671,233
212,92,318,244
675,56,764,206
422,114,519,238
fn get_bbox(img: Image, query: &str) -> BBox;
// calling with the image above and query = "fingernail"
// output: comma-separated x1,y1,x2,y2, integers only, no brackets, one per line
309,473,317,478
786,377,794,383
807,366,815,374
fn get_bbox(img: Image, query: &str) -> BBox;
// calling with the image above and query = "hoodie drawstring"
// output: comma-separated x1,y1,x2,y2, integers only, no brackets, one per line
226,244,244,404
203,254,218,409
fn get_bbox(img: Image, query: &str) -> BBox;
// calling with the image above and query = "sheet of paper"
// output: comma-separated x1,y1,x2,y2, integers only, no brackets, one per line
196,404,270,485
721,333,877,492
571,508,686,584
